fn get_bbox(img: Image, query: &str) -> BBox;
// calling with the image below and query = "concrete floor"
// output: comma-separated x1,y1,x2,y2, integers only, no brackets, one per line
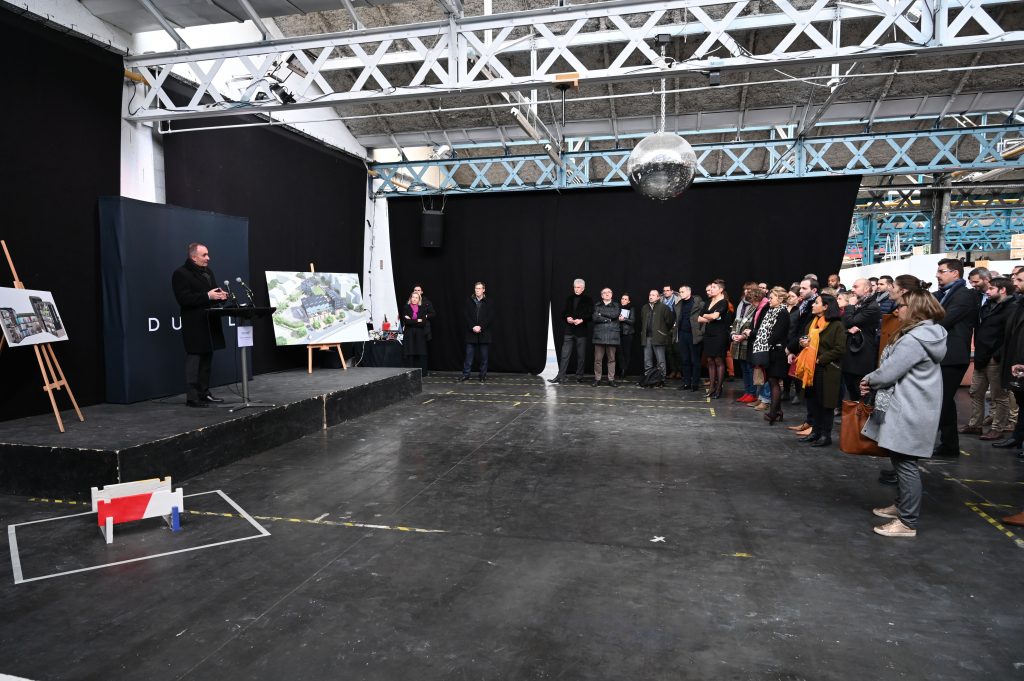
0,374,1021,680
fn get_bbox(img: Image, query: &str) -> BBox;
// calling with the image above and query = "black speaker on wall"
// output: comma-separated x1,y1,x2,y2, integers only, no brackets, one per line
421,210,444,248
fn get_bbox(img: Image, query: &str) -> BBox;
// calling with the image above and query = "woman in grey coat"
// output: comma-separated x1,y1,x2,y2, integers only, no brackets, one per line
860,288,947,538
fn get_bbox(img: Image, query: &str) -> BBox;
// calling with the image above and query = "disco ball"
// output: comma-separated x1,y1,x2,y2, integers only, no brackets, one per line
626,131,698,200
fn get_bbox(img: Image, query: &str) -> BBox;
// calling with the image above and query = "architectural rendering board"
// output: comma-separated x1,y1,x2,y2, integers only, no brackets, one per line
264,272,370,346
0,287,69,347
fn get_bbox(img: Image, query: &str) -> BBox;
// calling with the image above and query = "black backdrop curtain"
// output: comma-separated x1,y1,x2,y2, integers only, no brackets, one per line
389,177,860,374
164,123,368,374
389,194,557,375
0,10,122,422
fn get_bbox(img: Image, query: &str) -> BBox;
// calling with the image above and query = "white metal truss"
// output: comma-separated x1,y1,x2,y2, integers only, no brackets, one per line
370,124,1024,194
124,0,1024,123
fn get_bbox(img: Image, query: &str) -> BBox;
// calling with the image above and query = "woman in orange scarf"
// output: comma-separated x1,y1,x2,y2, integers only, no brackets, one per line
796,294,847,446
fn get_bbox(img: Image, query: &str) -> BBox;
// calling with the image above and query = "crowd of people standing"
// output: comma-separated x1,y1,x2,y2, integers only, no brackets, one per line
400,263,1024,537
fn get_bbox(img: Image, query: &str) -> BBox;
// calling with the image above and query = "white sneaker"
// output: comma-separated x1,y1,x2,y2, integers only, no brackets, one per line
872,504,898,519
873,518,916,537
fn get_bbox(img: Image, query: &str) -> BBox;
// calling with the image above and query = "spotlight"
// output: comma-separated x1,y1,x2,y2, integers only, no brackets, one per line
269,82,296,104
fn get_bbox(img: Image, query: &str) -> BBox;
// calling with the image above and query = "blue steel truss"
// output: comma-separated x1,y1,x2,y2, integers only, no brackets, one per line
372,125,1024,196
845,209,1024,264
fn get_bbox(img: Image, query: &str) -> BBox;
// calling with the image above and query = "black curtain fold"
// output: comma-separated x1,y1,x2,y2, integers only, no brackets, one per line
389,177,860,375
388,194,557,375
0,10,122,422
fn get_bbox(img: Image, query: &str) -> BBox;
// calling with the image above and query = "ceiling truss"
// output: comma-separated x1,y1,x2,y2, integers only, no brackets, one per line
124,0,1024,123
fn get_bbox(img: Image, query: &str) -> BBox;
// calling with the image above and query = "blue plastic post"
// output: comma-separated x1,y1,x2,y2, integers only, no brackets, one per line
171,505,181,532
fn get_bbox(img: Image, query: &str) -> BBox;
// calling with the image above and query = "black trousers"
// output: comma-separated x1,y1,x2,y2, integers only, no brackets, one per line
557,335,588,380
937,364,968,455
842,372,864,404
619,334,634,377
185,352,213,402
805,367,834,437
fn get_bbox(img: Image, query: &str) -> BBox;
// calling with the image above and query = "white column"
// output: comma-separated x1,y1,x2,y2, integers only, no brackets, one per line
363,180,399,328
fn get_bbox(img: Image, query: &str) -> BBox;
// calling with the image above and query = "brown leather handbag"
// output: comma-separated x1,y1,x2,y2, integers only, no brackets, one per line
839,399,886,457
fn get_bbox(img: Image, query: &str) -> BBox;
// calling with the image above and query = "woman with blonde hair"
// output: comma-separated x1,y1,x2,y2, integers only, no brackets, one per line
401,290,429,373
860,287,947,537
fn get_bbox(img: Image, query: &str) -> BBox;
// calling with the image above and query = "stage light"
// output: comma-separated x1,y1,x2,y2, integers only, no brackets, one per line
269,83,296,105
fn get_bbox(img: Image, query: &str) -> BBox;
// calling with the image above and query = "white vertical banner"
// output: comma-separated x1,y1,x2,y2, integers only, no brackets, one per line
363,179,400,329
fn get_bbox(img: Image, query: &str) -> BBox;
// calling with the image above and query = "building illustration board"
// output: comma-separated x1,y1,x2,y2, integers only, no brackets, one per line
0,287,69,348
264,272,370,346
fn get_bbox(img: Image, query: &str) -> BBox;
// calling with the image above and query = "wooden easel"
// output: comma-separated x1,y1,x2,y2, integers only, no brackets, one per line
305,262,348,374
1,240,84,432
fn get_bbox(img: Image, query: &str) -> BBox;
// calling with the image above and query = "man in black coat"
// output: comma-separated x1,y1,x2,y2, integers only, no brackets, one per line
840,278,881,400
171,243,229,407
459,281,493,382
994,269,1024,451
786,277,819,431
549,278,593,384
965,277,1015,439
933,258,981,457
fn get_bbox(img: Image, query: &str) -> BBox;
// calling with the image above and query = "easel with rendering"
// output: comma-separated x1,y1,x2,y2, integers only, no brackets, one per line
0,240,84,432
305,262,348,374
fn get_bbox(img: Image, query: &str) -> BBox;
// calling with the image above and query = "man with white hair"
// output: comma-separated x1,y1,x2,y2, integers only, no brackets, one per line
550,278,594,384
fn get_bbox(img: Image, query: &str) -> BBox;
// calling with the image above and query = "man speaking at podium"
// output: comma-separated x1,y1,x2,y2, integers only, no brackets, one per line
172,243,229,408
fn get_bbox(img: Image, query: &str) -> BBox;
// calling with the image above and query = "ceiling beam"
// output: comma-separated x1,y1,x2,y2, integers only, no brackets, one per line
126,0,1024,123
235,0,271,40
135,0,188,49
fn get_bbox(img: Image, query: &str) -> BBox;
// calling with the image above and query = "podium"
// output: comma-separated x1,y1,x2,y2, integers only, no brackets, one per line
207,306,275,412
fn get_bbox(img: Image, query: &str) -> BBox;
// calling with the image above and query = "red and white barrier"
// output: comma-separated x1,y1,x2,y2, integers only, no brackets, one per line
90,477,184,544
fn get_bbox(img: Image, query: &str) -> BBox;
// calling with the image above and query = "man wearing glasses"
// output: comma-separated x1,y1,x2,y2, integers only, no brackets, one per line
661,285,682,379
933,258,981,458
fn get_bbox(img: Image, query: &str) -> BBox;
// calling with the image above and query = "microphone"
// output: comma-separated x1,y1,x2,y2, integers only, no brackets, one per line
222,280,239,306
236,277,256,306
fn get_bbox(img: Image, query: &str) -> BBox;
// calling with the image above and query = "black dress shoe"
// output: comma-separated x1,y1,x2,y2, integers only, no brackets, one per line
810,437,832,447
797,433,820,443
548,377,562,384
992,438,1023,449
690,385,700,392
201,393,224,403
479,377,486,383
457,375,470,382
677,384,689,391
609,380,618,388
186,400,209,408
591,381,601,387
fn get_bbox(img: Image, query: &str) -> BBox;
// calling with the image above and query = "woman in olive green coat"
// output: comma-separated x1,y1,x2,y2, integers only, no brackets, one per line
795,293,847,447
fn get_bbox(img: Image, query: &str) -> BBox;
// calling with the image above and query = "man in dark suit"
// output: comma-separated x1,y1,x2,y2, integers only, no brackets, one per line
994,269,1024,451
459,281,493,383
786,277,819,434
171,243,228,407
966,277,1015,439
840,278,881,400
933,258,981,457
549,278,593,384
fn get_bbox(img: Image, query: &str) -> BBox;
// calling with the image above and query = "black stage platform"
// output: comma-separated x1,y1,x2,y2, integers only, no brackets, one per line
0,368,420,498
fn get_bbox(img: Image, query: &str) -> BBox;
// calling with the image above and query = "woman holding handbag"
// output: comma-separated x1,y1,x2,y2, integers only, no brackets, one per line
860,287,947,538
750,286,791,424
794,294,847,446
